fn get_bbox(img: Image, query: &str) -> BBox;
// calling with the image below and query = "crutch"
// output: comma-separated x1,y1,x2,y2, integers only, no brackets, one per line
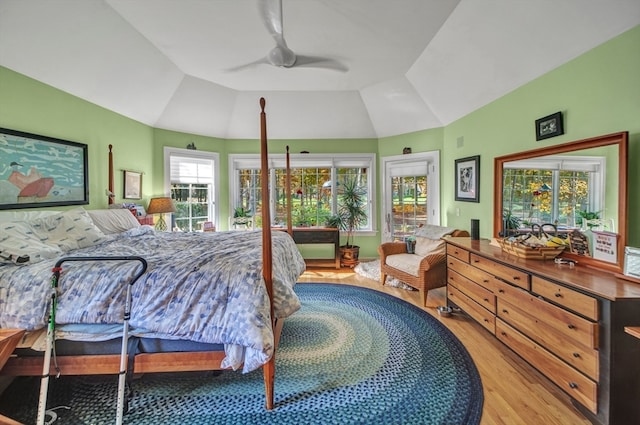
36,256,148,425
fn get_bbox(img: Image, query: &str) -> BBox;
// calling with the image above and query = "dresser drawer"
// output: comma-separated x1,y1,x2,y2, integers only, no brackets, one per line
532,276,599,320
470,254,530,290
448,285,495,335
448,269,496,313
447,255,469,275
447,244,470,263
498,298,599,380
448,256,503,293
496,319,597,413
496,286,598,349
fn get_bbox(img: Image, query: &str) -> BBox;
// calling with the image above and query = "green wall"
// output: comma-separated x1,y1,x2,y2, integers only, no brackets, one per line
1,24,638,257
0,66,155,209
445,24,640,246
380,24,640,247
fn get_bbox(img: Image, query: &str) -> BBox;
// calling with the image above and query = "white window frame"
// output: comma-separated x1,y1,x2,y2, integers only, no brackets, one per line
163,147,220,229
504,155,605,220
381,151,441,242
229,153,377,234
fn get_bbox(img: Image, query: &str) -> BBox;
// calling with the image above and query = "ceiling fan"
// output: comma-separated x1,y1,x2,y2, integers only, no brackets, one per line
229,0,347,72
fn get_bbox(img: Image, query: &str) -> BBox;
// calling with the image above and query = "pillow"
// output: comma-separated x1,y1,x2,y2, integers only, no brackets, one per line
0,221,62,264
28,207,106,251
414,236,445,257
87,209,141,235
414,225,456,240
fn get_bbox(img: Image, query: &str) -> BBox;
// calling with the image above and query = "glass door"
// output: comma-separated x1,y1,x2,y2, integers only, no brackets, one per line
390,176,428,241
381,151,440,243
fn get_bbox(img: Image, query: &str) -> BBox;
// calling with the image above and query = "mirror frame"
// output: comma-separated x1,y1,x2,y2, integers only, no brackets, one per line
493,132,628,274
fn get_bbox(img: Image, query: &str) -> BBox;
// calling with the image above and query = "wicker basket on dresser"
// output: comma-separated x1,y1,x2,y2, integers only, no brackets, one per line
445,237,640,425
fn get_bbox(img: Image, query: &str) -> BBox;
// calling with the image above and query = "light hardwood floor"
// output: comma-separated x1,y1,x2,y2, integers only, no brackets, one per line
299,266,591,425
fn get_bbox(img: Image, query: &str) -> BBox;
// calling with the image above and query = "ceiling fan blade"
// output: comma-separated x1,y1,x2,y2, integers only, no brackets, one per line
258,0,286,48
294,55,349,72
224,57,269,72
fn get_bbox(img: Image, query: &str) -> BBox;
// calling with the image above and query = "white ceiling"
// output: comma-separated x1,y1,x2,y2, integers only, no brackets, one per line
1,0,639,139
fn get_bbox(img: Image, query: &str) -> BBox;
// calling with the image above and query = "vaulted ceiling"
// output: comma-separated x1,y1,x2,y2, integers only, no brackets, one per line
1,0,638,139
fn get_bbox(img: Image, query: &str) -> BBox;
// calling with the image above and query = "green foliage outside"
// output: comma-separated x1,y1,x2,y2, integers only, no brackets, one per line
503,169,591,227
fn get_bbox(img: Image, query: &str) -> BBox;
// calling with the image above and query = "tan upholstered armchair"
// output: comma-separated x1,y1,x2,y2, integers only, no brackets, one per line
378,226,469,306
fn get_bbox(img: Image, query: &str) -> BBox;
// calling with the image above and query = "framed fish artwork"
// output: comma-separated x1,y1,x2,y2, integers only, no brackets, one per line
0,128,88,210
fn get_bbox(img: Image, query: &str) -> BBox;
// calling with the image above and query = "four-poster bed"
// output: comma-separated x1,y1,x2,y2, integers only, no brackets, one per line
0,98,300,413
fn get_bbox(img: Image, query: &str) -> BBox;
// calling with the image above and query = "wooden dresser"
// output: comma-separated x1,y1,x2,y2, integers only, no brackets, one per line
445,238,640,425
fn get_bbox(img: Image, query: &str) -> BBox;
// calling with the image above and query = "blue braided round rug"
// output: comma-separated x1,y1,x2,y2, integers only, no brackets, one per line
0,283,483,424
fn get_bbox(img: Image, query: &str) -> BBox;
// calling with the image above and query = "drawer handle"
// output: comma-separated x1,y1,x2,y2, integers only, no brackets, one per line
484,319,489,323
573,352,581,358
484,298,489,302
500,331,506,336
512,276,520,281
483,279,489,283
502,309,508,314
473,259,480,263
555,292,563,298
568,324,576,330
498,289,505,294
569,382,578,389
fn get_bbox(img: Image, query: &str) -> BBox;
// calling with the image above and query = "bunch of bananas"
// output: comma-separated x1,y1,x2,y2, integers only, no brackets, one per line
507,233,568,248
545,236,567,247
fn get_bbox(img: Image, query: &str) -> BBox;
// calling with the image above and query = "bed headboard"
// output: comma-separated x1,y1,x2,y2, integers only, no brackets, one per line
0,210,59,223
108,144,114,205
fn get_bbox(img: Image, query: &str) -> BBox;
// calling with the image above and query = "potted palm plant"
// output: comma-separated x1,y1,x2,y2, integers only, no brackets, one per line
501,210,522,237
331,177,368,268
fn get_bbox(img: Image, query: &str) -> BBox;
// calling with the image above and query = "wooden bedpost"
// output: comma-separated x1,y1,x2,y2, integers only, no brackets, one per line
108,144,114,204
286,145,292,237
259,97,276,410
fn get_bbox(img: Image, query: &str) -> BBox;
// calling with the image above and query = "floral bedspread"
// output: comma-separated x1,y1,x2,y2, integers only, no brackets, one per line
0,227,305,372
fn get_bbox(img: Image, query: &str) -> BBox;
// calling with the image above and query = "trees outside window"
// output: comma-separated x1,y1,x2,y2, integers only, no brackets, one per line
231,153,375,231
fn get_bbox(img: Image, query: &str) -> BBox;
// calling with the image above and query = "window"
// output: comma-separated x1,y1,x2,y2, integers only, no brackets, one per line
502,155,604,228
230,153,375,231
164,148,219,232
381,151,440,242
390,175,427,241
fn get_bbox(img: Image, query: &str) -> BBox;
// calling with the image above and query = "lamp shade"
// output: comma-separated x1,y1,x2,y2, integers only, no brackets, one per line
146,197,176,214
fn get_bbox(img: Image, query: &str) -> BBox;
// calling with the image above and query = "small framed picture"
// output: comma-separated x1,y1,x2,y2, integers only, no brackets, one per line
568,230,590,257
123,170,142,199
535,111,564,141
455,155,480,202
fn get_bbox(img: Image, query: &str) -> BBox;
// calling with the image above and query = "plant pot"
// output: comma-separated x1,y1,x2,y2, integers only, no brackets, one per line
339,245,360,268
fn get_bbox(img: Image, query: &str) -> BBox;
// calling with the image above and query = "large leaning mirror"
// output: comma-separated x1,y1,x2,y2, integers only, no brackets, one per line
493,132,628,274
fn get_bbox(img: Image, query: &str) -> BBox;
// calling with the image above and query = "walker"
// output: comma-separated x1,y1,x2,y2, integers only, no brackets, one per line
36,256,148,425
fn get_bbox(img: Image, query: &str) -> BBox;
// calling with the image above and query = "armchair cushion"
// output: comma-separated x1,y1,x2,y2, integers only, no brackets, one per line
386,254,422,277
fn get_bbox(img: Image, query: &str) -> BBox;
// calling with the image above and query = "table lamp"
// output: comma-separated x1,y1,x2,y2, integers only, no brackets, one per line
146,197,176,231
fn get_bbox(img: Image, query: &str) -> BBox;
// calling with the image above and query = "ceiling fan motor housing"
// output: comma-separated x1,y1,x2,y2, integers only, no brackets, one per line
268,45,296,67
